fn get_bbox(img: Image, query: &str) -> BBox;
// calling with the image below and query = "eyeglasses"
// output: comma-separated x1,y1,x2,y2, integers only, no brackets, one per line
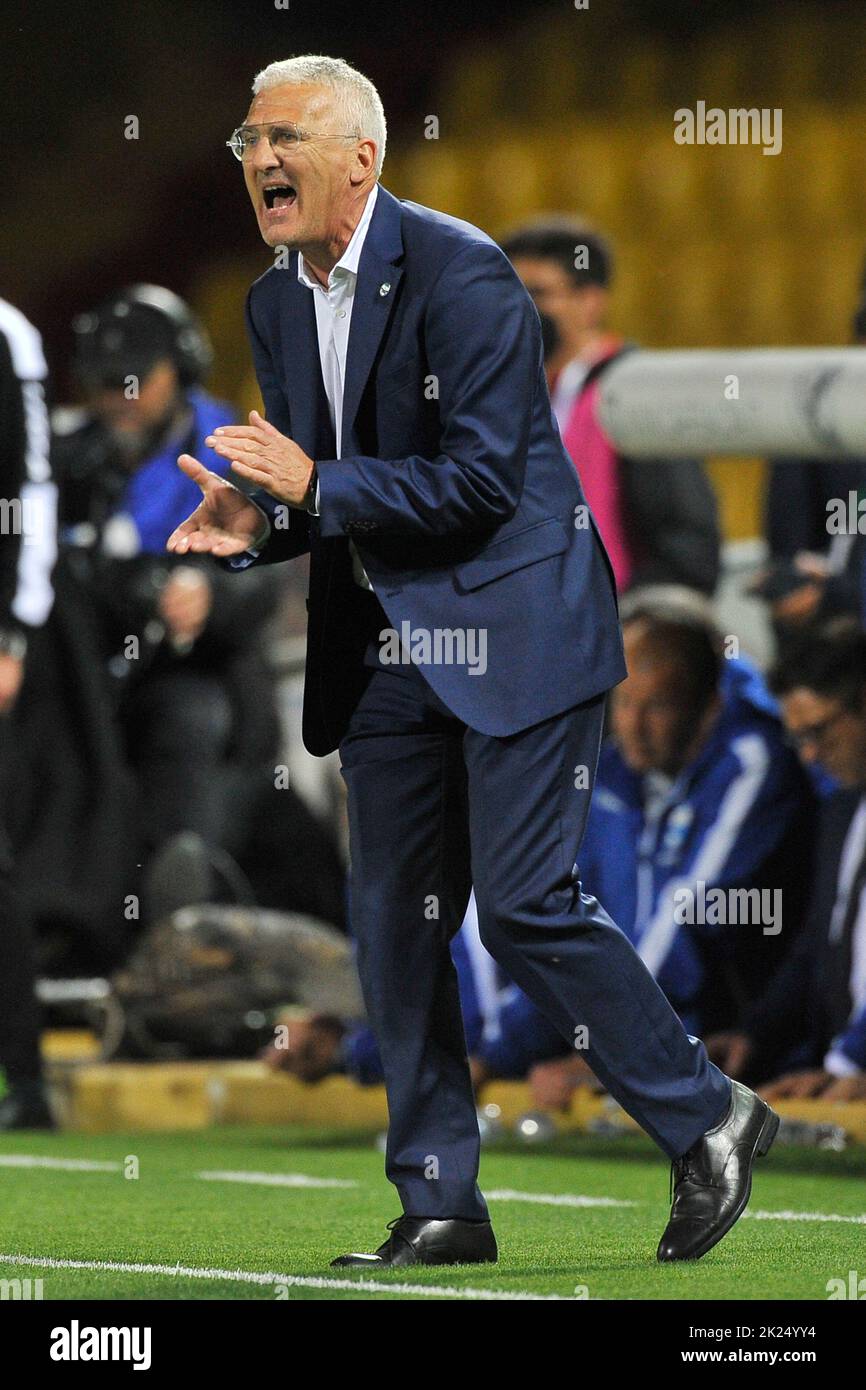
226,122,359,161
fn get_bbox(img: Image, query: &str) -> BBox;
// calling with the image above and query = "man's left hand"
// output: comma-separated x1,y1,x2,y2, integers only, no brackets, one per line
205,410,315,508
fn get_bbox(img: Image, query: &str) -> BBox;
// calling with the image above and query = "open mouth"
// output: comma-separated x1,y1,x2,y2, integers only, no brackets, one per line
262,183,297,211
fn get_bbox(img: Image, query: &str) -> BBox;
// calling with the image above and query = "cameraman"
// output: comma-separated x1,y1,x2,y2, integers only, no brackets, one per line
50,286,281,920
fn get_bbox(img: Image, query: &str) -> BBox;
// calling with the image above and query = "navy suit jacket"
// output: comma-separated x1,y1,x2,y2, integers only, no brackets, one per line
235,184,626,755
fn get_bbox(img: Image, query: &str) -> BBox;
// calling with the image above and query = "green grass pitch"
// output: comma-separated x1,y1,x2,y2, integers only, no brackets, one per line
0,1125,864,1300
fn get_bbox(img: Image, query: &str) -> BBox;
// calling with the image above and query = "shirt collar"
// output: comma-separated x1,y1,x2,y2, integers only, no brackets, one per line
297,183,379,291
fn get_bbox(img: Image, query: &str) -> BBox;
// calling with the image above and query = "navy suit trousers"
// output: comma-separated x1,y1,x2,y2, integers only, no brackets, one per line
339,591,732,1220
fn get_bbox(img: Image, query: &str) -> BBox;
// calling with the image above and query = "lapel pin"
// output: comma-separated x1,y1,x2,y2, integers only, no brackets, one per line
379,282,391,297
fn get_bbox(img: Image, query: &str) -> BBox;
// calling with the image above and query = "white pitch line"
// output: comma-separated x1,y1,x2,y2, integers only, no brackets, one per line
15,1155,861,1227
0,1254,575,1301
194,1171,632,1206
744,1208,866,1225
486,1188,635,1208
0,1155,120,1172
197,1170,358,1190
0,1157,632,1208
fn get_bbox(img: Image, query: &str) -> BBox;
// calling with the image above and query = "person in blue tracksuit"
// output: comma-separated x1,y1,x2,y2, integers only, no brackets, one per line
576,593,814,1040
47,286,281,921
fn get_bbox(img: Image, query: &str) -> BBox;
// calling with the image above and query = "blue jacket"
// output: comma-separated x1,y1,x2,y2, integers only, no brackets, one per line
577,657,814,1033
226,185,626,755
119,389,236,553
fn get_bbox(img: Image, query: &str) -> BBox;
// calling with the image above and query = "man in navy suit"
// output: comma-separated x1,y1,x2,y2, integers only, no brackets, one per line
169,55,779,1267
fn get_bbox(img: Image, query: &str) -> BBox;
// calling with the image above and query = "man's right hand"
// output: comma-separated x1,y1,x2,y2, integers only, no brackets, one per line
167,454,269,558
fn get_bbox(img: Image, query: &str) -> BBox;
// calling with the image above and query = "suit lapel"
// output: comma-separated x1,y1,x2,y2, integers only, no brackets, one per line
278,271,335,458
276,185,404,458
341,186,405,454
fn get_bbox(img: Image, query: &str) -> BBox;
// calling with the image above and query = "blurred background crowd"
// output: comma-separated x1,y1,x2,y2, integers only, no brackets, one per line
4,0,866,1131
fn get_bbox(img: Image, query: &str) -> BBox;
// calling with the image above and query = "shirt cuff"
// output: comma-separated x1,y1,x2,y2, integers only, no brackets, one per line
227,513,271,566
307,479,320,516
226,517,268,569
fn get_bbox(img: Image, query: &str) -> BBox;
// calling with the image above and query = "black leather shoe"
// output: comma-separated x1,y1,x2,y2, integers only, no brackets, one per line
330,1216,498,1268
657,1079,779,1262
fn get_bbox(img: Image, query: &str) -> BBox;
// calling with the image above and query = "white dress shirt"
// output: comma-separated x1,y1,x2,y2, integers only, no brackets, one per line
298,183,379,591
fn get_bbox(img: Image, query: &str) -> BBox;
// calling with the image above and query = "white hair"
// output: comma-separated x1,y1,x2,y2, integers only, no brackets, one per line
252,55,387,178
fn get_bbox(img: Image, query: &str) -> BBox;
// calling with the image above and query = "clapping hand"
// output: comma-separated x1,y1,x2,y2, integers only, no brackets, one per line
167,455,269,558
205,410,315,508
